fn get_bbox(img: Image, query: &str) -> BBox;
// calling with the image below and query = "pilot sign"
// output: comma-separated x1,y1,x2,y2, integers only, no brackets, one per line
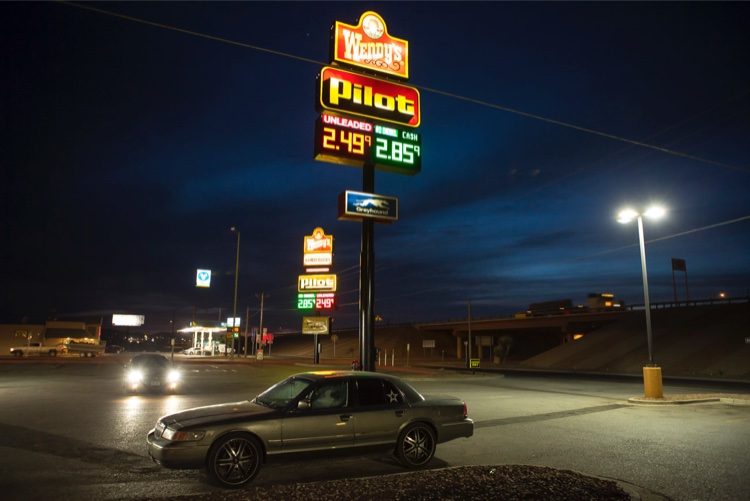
338,190,398,223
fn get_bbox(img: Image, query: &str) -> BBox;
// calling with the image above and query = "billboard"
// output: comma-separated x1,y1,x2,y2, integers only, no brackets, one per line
112,314,145,327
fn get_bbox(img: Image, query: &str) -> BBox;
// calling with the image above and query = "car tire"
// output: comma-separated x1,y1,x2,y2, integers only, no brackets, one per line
79,352,86,358
206,433,263,488
13,351,23,357
49,350,57,357
394,422,436,468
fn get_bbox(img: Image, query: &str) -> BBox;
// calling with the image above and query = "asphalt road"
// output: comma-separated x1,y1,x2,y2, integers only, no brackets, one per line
0,355,748,500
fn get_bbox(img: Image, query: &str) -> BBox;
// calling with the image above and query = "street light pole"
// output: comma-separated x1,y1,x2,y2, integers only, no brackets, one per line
617,206,665,398
636,215,654,366
231,227,240,360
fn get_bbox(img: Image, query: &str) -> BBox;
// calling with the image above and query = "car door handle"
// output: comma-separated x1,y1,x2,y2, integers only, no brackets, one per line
395,410,405,417
340,414,352,422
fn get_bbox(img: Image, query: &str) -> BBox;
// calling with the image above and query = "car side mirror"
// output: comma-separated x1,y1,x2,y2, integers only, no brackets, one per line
297,399,311,410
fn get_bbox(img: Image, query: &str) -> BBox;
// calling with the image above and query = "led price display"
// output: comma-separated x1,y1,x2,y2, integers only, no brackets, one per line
297,292,336,310
314,115,373,168
372,124,421,175
314,114,421,175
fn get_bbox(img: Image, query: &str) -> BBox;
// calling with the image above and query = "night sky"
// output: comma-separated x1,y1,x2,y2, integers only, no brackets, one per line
2,2,749,333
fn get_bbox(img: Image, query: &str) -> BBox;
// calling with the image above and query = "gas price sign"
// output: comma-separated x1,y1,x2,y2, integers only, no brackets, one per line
314,114,421,175
297,292,336,310
372,124,421,175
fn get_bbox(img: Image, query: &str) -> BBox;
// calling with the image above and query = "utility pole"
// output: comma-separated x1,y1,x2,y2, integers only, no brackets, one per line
230,227,240,360
256,293,268,357
467,299,472,369
244,305,249,358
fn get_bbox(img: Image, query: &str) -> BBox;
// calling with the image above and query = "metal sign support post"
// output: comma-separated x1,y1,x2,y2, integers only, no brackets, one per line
360,163,376,372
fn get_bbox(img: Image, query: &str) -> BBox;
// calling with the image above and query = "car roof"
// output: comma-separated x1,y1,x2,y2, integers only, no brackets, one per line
293,371,403,382
130,354,169,363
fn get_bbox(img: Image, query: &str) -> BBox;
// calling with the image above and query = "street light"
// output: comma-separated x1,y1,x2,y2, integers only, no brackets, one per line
617,205,665,398
230,227,240,360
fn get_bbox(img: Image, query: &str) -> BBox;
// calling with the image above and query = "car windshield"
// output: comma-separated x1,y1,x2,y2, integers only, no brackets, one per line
254,376,314,409
132,356,169,368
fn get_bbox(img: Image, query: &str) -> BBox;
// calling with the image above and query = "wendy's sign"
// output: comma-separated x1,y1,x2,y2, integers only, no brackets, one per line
330,11,409,80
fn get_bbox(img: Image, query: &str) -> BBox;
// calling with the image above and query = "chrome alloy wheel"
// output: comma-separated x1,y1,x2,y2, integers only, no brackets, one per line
206,433,262,488
395,423,436,468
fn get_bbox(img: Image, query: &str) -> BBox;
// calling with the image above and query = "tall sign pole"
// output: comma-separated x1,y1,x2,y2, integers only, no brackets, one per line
360,164,376,370
314,12,421,372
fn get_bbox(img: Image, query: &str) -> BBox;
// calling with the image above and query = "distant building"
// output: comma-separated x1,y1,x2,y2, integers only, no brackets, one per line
0,320,102,354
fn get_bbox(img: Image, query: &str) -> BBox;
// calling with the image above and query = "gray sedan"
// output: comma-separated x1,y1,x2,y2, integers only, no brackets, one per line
147,371,473,488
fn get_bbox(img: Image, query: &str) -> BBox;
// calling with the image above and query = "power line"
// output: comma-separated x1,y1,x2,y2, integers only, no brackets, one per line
60,1,749,174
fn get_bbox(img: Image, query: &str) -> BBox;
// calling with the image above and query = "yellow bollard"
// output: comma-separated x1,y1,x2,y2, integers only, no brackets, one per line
643,366,663,398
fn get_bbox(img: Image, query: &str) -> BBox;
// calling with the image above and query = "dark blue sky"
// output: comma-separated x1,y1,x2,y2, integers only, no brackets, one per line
2,2,749,333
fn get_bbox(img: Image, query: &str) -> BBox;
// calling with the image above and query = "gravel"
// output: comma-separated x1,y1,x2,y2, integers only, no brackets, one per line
155,465,632,501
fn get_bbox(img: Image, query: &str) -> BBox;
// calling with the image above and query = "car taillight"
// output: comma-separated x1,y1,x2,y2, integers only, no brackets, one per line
463,401,468,418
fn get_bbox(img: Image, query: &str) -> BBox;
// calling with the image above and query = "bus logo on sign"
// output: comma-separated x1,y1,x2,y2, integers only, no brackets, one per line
338,190,398,223
316,66,420,128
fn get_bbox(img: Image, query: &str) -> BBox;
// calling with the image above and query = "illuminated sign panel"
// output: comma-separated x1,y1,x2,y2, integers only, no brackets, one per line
338,190,398,222
316,66,420,128
297,292,336,310
112,314,145,327
314,114,421,175
298,274,337,292
372,123,421,174
331,11,409,80
304,227,333,254
302,316,331,334
196,269,211,288
304,253,332,266
314,114,372,167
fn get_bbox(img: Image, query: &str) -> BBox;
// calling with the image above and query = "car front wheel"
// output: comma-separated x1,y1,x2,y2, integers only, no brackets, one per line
395,422,436,468
206,433,263,488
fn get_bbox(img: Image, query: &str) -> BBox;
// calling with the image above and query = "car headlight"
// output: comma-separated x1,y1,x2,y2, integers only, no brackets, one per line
162,428,205,441
127,370,143,384
167,370,180,383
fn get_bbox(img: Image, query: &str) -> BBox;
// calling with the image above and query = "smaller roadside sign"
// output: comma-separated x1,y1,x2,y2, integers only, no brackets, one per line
338,190,398,223
196,269,211,288
469,358,481,369
302,317,330,335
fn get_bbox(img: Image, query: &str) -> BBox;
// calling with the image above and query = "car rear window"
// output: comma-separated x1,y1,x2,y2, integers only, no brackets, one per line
356,378,405,406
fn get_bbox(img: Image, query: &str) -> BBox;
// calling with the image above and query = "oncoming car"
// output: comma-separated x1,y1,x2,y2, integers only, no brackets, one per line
124,354,180,393
184,346,211,356
147,371,473,488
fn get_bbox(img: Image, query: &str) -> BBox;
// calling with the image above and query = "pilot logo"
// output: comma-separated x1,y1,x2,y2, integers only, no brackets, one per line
298,274,337,292
318,67,420,127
